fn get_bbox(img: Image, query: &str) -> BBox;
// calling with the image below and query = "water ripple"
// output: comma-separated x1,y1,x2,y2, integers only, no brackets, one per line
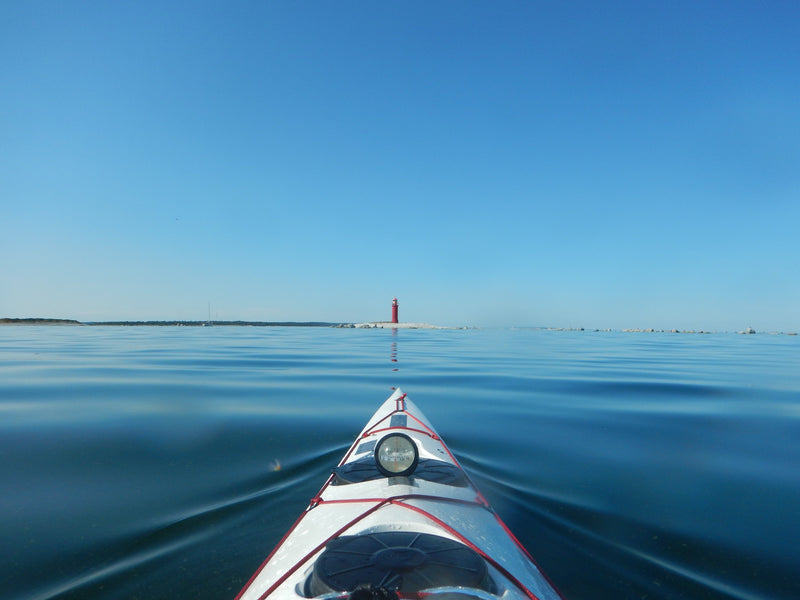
1,327,798,600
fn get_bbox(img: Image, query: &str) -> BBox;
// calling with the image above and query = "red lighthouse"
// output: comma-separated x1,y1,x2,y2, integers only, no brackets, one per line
391,298,399,324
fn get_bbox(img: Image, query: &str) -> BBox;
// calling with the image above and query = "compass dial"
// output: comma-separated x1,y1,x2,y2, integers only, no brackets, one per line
375,433,419,477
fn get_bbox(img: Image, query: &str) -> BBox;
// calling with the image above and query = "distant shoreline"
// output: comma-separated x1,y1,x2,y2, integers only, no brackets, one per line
0,318,796,335
1,318,84,326
0,318,336,327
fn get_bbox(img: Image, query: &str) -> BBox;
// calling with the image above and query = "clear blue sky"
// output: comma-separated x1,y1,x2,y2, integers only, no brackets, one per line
2,1,798,330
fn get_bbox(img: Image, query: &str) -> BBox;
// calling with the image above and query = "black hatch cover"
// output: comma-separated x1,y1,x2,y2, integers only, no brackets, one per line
332,457,468,487
308,532,491,596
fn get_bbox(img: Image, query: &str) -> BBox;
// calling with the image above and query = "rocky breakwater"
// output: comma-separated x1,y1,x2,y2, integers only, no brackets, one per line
337,322,448,329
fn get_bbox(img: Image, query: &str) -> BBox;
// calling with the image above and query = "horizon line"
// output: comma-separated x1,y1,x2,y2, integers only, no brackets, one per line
1,318,797,335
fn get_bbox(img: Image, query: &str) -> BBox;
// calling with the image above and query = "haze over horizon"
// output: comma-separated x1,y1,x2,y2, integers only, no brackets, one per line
3,2,798,332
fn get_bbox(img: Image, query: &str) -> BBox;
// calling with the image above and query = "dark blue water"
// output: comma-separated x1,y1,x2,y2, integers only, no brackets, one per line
1,326,798,600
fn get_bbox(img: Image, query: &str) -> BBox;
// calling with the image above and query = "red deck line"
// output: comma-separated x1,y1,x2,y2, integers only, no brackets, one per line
302,413,435,512
399,411,490,508
392,500,542,600
492,514,566,599
366,408,402,431
251,499,390,600
233,505,313,600
249,493,479,600
238,400,558,600
403,411,437,437
361,407,491,508
313,494,486,509
364,425,438,439
241,492,547,600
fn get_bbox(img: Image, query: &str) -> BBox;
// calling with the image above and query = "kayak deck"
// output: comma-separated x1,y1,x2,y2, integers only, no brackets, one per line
236,389,564,600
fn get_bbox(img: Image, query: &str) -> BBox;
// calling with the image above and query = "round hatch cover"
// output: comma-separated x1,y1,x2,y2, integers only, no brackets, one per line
309,532,490,596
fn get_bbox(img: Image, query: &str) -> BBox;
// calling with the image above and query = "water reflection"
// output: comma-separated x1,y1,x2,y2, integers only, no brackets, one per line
391,329,399,372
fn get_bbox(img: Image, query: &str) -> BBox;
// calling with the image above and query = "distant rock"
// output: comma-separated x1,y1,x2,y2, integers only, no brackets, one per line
353,322,447,329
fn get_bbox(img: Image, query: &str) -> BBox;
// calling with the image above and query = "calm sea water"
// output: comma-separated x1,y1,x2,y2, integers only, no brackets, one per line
1,326,798,600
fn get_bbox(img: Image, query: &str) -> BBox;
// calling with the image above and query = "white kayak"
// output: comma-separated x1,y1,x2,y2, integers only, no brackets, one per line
235,389,565,600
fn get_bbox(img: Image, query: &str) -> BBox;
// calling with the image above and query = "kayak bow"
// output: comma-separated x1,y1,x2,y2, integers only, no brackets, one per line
236,389,564,600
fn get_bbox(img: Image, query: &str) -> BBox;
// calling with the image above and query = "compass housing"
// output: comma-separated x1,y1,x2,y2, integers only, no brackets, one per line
374,433,419,477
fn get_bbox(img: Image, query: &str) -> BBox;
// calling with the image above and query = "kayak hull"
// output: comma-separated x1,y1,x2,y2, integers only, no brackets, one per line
236,389,564,600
